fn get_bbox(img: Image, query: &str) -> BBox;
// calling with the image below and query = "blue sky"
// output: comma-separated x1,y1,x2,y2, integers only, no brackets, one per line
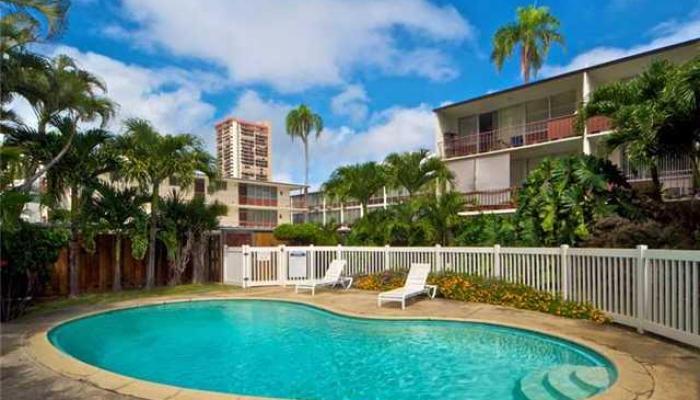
31,0,700,187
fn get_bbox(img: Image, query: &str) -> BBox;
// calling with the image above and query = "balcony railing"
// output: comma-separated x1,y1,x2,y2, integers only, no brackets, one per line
442,115,612,158
239,196,278,207
461,187,517,211
622,154,697,199
239,220,276,228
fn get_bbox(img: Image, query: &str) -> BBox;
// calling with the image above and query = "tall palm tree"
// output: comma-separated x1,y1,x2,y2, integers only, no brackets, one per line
85,183,149,291
117,118,216,289
285,104,323,220
1,0,70,48
13,55,116,192
491,5,564,83
384,149,454,197
42,119,116,297
323,162,386,217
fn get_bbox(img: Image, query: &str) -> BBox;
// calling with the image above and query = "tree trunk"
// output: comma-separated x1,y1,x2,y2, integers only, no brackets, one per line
303,139,309,223
650,163,663,202
113,235,122,291
68,187,80,298
192,235,207,284
18,127,76,193
146,185,159,289
520,46,530,83
168,232,193,286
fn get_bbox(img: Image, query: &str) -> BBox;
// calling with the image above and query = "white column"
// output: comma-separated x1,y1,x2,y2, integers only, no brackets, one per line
322,197,327,225
340,203,344,224
383,186,388,209
582,71,592,155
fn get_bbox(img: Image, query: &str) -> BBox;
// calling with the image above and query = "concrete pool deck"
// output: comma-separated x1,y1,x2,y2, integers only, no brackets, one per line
1,286,698,400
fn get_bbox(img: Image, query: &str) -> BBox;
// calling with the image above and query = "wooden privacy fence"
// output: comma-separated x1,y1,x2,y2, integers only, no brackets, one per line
223,244,700,348
45,233,223,296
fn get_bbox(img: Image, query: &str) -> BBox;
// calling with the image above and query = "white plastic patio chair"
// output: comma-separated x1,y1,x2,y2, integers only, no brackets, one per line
377,263,437,309
294,259,352,296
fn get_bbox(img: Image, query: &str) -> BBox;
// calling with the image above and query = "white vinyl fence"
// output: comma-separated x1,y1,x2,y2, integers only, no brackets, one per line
224,244,700,348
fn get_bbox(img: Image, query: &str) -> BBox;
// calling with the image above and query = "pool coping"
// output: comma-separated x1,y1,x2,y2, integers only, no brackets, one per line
25,294,645,400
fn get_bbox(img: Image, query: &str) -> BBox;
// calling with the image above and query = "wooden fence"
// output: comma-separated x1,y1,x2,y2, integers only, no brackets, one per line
44,233,222,297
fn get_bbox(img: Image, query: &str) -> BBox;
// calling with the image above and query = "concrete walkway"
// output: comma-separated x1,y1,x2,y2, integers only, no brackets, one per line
2,287,698,400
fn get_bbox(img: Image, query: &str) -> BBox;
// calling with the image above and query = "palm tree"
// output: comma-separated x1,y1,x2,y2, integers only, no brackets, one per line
323,162,386,217
418,192,465,246
384,149,454,197
42,119,116,297
85,184,148,291
491,5,564,83
158,192,226,285
117,118,216,289
12,55,116,192
580,59,700,200
285,104,323,220
1,0,70,52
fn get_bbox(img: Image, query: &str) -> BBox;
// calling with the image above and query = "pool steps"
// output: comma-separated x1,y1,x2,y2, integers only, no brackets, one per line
519,365,612,400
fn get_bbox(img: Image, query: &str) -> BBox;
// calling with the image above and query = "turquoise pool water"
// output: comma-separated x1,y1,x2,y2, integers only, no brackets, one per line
49,300,615,399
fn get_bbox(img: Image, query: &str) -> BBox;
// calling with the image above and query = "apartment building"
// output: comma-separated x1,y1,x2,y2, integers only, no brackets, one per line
291,187,412,225
434,39,699,214
215,117,272,181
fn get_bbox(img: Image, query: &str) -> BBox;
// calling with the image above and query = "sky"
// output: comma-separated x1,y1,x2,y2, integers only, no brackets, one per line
21,0,700,188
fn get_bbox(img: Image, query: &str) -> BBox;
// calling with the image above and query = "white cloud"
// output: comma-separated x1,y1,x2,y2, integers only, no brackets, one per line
115,0,473,92
230,91,435,189
541,15,700,77
330,85,370,123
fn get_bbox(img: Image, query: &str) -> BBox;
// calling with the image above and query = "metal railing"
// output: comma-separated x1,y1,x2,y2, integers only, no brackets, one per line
442,115,612,158
461,187,516,211
224,244,700,348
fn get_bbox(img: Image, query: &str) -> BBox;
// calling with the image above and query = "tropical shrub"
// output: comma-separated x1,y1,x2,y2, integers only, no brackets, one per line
515,155,640,246
273,223,338,245
454,214,517,246
1,222,69,320
355,271,610,323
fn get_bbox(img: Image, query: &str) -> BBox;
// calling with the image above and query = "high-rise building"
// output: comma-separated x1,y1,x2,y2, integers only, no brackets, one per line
215,117,271,181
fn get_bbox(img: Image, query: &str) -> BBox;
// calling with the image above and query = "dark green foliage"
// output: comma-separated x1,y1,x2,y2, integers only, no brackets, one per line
454,214,517,246
515,155,639,246
273,223,338,245
1,222,69,320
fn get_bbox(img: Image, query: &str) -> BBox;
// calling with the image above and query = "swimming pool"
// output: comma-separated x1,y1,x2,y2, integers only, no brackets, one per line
49,300,616,400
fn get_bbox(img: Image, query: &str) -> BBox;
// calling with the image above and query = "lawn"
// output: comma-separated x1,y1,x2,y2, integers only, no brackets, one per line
27,284,240,317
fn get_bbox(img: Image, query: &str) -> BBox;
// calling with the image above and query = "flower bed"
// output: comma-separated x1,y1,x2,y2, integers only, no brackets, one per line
355,271,610,323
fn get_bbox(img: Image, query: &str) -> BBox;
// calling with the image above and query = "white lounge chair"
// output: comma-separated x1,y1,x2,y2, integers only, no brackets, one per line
377,263,437,309
295,259,352,296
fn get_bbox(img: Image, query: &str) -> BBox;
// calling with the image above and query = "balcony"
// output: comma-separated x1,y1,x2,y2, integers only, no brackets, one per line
622,154,697,199
238,220,276,228
461,187,517,212
442,115,612,158
239,196,278,207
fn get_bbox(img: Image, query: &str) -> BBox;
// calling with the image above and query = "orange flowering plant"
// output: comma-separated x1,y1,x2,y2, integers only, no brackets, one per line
354,271,610,323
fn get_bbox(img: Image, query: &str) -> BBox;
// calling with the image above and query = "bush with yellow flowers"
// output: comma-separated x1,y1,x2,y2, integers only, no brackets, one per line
354,271,611,324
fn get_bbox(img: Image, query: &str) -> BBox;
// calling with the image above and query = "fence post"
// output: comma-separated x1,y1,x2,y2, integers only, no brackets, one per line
434,244,442,273
493,244,501,279
384,245,390,271
636,244,648,334
560,244,569,300
242,244,250,289
309,244,316,281
278,245,286,286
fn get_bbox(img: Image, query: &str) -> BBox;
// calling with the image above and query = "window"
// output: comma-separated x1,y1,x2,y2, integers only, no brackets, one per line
525,98,549,123
239,184,278,206
550,91,577,117
239,209,277,227
169,176,179,186
458,115,478,137
478,112,496,133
